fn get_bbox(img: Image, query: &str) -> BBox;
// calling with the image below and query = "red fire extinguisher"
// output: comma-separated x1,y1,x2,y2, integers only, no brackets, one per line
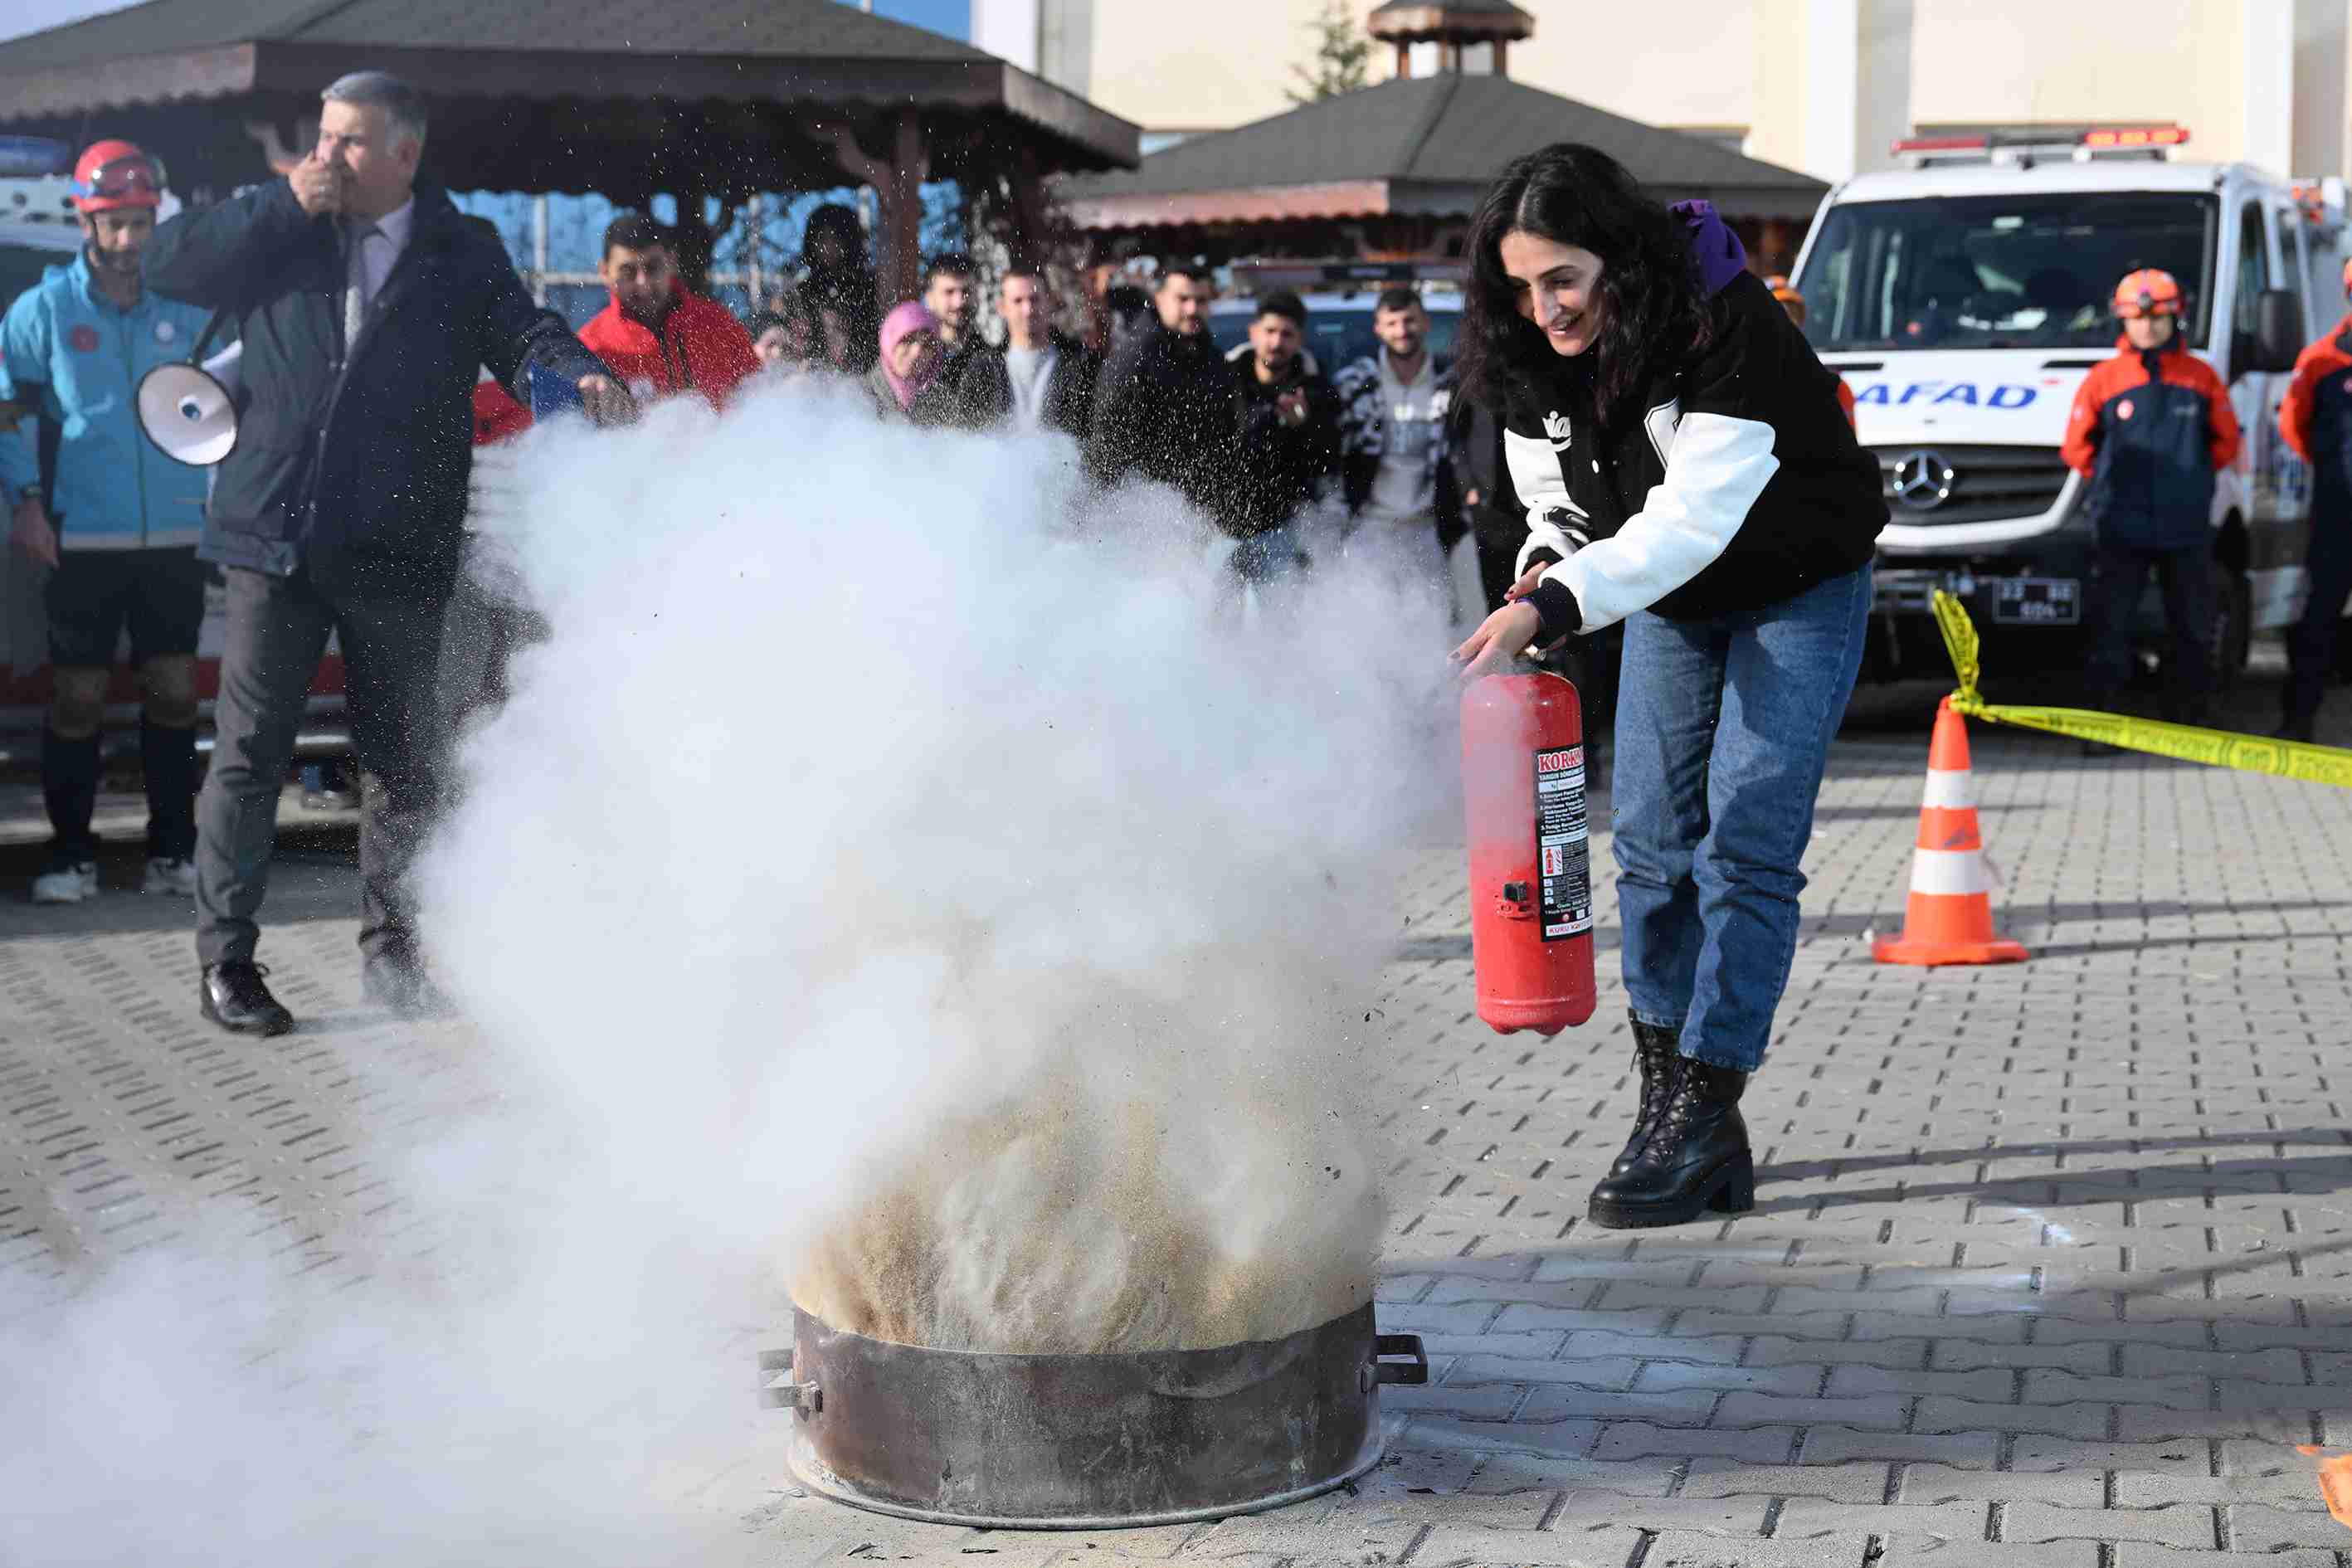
1460,672,1597,1036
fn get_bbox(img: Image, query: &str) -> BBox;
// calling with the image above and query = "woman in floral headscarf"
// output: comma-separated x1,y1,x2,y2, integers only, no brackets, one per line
862,299,958,426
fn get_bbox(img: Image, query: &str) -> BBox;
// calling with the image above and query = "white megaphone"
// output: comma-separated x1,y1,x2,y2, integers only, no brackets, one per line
135,319,240,467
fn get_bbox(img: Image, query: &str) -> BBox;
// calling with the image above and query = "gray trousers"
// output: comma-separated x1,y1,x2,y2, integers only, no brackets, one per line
194,565,448,967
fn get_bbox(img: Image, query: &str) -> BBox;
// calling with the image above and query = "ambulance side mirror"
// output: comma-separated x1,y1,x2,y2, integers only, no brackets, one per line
2249,290,2302,375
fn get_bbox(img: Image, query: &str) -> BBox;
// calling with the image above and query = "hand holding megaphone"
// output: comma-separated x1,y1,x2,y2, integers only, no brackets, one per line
137,338,239,467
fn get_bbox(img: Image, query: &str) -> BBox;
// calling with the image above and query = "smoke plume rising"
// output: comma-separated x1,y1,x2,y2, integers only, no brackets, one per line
1,375,1454,1561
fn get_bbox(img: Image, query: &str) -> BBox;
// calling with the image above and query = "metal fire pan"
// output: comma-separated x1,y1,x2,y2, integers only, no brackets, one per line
761,1301,1428,1530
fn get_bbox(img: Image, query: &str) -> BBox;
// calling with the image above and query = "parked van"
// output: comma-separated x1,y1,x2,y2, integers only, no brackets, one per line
1788,126,2351,684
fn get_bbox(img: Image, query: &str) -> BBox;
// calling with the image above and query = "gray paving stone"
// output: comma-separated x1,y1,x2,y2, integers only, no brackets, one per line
1774,1497,1988,1539
1445,1356,1643,1390
1400,1416,1605,1460
1680,1461,1892,1503
1633,1361,1824,1397
2022,1369,2208,1407
1751,1335,1933,1371
2225,1500,2352,1551
1798,1428,2001,1467
2121,1344,2306,1382
1639,1530,1869,1568
2009,1437,2209,1473
1825,1365,2016,1401
1559,1331,1746,1366
1460,1456,1680,1497
1897,1463,2103,1507
2110,1549,2339,1568
1404,1523,1645,1568
1517,1386,1718,1424
1716,1392,1911,1429
1877,1543,2098,1568
2002,1502,2218,1547
1589,1424,1798,1463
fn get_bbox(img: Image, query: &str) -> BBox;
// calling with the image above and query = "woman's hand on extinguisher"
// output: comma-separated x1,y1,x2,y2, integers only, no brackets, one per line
1452,600,1544,679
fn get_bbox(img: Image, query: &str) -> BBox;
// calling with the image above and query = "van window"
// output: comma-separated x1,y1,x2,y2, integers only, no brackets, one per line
0,241,57,320
2233,201,2274,350
2280,205,2311,337
1794,192,2218,352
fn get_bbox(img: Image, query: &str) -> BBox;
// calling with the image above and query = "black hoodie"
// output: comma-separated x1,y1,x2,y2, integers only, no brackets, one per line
1507,202,1886,640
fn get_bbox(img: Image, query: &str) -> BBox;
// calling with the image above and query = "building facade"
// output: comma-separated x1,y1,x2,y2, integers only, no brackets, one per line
977,0,2352,184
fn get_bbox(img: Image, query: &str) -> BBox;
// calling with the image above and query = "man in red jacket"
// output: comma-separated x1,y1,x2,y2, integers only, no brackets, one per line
577,213,760,409
2060,268,2241,733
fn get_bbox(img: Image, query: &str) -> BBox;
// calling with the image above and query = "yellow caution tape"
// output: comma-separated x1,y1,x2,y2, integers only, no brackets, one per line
1931,588,2352,789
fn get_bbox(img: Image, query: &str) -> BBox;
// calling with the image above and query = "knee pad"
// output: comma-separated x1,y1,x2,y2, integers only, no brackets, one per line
48,669,110,738
142,656,200,729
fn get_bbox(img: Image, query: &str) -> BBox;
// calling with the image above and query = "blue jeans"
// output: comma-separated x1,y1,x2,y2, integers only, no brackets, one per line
1612,565,1872,1072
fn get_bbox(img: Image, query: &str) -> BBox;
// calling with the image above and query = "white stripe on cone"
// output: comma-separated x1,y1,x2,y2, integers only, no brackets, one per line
1920,769,1974,810
1907,845,1992,897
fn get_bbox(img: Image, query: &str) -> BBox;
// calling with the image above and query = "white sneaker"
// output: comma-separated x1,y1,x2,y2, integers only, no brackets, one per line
32,861,99,904
143,856,198,896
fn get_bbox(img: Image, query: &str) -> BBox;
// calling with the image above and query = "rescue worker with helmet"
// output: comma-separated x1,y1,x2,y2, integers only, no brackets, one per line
0,140,215,903
2060,268,2242,733
2272,256,2352,743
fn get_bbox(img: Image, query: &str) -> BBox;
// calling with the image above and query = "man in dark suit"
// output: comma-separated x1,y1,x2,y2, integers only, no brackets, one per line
954,265,1098,439
142,70,632,1034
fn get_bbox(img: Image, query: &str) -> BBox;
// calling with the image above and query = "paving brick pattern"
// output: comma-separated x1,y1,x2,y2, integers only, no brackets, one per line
4,678,2352,1565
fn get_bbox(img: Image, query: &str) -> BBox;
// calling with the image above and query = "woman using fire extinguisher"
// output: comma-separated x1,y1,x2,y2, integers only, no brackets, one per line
1452,144,1887,1229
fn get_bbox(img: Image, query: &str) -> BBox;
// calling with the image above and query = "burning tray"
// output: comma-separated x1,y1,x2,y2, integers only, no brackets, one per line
759,1301,1427,1529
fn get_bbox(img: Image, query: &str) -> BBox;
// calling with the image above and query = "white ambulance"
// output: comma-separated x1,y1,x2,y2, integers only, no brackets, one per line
1788,125,2350,685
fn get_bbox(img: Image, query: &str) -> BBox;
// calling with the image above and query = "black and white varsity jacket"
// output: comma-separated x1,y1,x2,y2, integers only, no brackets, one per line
1509,212,1886,640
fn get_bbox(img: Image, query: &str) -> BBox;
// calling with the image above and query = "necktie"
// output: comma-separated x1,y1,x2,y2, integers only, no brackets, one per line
343,220,379,353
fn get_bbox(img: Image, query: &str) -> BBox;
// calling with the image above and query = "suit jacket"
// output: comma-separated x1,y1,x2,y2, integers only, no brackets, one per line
142,179,607,592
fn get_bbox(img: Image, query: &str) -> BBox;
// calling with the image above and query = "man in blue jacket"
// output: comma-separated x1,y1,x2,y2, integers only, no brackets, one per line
2,139,216,905
141,71,631,1035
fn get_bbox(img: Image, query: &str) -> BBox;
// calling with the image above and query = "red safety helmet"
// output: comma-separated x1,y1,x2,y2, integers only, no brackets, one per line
2112,268,2184,319
70,139,165,213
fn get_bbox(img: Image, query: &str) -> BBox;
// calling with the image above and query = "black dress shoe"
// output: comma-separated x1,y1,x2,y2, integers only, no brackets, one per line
362,956,455,1020
201,962,295,1037
1610,1015,1685,1178
1588,1059,1753,1229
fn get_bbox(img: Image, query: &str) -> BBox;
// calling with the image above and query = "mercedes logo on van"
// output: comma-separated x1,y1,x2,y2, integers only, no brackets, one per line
1892,450,1956,509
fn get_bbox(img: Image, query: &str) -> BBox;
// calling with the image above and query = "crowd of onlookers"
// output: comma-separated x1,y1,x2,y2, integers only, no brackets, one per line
478,205,1511,621
0,71,1525,1042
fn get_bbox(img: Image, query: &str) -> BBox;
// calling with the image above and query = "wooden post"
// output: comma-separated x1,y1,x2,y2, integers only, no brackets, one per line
811,110,929,314
882,109,930,308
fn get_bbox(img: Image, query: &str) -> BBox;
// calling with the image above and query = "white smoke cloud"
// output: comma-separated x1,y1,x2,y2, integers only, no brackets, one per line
0,375,1458,1561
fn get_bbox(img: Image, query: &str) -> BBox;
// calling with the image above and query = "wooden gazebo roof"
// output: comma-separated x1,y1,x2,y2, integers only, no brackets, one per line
0,0,1139,203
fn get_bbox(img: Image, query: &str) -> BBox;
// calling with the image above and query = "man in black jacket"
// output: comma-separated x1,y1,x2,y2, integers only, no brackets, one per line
1084,262,1239,527
142,70,631,1035
956,265,1098,438
1225,291,1341,583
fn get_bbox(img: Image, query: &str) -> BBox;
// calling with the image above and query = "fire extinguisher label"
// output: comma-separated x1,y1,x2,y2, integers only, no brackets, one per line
1533,745,1592,941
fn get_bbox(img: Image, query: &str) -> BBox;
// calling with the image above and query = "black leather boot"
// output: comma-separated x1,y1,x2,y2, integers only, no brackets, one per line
201,962,295,1037
1610,1015,1685,1177
1588,1059,1753,1229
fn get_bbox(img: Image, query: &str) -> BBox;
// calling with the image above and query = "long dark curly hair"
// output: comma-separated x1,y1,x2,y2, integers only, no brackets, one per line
1455,144,1713,432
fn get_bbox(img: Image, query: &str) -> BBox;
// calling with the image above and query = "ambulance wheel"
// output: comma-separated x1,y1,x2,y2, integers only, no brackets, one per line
2208,569,2251,693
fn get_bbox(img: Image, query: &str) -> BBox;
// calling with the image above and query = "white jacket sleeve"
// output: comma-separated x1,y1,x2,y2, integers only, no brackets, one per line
1539,411,1779,634
1504,426,1593,577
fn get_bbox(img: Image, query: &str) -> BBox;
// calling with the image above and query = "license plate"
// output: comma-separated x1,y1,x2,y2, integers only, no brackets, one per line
1990,577,2080,626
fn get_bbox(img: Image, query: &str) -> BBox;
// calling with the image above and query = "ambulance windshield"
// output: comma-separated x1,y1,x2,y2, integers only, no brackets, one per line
1793,192,2218,352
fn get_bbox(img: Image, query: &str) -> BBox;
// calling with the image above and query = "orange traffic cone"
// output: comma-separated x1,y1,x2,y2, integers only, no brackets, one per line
1872,698,2028,967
